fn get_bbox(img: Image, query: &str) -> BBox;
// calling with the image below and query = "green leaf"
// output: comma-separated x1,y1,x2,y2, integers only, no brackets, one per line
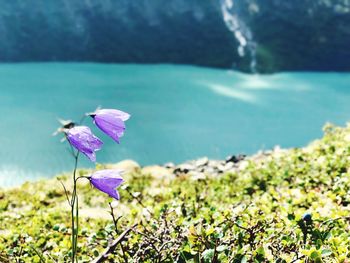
93,249,99,257
256,246,265,255
217,245,228,252
241,255,248,263
310,250,320,259
202,249,214,263
321,249,332,257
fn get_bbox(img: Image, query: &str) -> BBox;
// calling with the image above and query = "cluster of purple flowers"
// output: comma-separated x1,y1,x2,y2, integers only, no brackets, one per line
64,108,130,200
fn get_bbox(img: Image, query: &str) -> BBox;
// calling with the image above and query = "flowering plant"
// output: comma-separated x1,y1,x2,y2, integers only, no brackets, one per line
56,108,130,262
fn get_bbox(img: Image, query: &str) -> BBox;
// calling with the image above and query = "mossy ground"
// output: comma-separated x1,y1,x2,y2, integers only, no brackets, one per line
1,123,350,262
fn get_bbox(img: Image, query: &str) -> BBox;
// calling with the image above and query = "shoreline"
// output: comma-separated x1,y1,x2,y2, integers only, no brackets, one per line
1,145,288,190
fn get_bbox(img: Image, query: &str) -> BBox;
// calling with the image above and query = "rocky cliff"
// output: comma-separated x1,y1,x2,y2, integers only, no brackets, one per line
0,0,349,73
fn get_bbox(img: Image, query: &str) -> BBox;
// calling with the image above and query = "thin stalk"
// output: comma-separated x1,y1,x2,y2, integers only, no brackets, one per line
70,151,79,263
75,194,79,262
108,203,128,262
92,224,137,263
30,246,46,263
71,194,75,262
58,178,71,205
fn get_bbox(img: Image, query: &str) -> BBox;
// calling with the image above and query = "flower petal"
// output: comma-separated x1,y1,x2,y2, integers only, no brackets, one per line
96,109,130,121
66,126,103,162
93,109,129,143
90,169,124,200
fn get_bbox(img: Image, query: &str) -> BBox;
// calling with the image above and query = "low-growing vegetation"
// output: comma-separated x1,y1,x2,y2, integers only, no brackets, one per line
1,123,350,262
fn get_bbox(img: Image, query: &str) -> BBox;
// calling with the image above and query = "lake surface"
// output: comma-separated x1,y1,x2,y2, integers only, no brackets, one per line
0,63,350,187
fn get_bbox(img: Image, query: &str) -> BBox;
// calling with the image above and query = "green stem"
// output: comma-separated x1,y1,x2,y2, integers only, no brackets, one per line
70,151,79,263
71,195,75,262
75,194,79,262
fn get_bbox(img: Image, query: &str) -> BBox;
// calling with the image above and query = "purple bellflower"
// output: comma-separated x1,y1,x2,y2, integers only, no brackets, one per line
89,169,124,199
90,109,130,143
66,126,103,162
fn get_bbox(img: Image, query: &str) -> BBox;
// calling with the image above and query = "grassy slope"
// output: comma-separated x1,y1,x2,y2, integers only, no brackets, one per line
1,123,350,262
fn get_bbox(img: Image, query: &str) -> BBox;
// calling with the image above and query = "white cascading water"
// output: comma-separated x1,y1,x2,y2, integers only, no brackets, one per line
220,0,257,73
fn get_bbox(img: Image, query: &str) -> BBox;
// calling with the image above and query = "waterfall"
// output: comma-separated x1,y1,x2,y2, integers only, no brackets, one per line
220,0,257,73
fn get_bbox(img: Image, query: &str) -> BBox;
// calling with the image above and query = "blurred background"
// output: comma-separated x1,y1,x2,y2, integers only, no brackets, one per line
0,0,350,186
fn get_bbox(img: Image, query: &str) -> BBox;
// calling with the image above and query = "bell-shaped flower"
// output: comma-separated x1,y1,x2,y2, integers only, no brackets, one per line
66,126,103,162
90,109,130,143
89,169,124,199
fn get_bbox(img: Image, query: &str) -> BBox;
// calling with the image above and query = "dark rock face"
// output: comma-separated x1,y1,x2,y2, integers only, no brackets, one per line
0,0,241,68
0,0,349,73
240,0,350,72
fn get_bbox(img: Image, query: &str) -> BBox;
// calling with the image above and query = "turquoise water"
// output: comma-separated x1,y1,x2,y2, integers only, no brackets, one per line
0,63,350,187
